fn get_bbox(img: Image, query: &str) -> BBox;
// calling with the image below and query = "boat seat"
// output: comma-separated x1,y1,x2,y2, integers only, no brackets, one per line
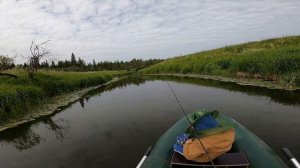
171,152,249,168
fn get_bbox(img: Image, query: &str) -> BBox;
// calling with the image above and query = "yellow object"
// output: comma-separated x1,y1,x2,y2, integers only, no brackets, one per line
183,128,235,162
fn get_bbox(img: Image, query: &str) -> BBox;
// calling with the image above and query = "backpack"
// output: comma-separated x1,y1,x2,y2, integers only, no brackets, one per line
174,110,236,162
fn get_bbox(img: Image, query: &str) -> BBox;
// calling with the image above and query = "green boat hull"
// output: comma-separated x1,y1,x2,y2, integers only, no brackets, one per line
142,115,288,168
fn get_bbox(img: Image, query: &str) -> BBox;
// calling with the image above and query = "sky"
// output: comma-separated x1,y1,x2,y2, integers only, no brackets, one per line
0,0,300,63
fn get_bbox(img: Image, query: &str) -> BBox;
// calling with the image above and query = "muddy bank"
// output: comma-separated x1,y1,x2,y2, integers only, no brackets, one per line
145,74,299,91
0,77,120,132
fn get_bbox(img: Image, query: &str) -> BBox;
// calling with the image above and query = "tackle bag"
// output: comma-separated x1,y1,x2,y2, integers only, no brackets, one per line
174,110,236,162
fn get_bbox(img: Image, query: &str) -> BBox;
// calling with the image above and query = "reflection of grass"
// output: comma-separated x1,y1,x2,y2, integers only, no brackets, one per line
87,75,300,107
141,36,300,88
84,76,147,98
0,70,124,123
143,75,300,106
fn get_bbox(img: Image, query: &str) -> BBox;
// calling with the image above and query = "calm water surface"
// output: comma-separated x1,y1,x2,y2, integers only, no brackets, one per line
0,76,299,168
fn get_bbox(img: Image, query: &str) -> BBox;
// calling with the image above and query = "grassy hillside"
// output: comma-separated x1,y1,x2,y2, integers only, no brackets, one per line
0,70,124,124
141,36,300,88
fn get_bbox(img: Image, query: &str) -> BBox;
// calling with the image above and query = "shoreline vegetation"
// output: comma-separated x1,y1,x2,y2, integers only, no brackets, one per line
141,36,300,89
144,73,300,90
0,70,126,131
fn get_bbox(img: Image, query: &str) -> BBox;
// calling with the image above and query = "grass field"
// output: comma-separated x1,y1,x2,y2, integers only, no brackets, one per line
141,36,300,88
0,70,124,124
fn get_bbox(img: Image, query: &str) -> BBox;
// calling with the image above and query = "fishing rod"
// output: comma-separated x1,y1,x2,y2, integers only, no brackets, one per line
166,81,216,168
282,148,300,168
136,146,153,168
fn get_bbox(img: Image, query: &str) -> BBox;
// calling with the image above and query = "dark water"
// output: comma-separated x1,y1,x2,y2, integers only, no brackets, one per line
0,76,299,168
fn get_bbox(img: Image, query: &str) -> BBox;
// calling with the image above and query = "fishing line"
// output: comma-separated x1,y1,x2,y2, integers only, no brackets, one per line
167,82,193,125
166,80,216,168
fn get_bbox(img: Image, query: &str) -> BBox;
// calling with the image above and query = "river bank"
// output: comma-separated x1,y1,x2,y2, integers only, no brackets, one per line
0,77,120,132
141,36,300,89
144,73,300,90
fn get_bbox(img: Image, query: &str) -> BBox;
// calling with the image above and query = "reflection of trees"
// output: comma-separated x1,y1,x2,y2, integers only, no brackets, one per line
0,124,42,151
42,118,70,141
84,77,147,98
0,117,69,150
144,75,300,106
79,98,85,109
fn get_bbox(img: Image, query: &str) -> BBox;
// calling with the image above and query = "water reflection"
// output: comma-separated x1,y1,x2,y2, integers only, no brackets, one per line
0,76,299,151
42,118,70,141
0,117,69,150
0,123,42,150
79,98,85,109
144,75,300,106
84,76,147,98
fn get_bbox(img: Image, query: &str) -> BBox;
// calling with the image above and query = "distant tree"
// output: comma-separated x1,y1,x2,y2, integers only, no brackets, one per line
57,61,64,68
51,61,56,68
0,55,17,78
92,59,96,68
64,60,71,68
71,53,76,66
41,61,49,68
77,57,85,67
0,55,14,70
27,40,50,78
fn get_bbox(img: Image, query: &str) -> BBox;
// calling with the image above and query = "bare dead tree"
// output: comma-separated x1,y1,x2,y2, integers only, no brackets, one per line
27,40,50,78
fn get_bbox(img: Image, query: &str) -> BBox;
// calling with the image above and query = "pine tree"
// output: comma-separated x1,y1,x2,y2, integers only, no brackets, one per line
92,59,96,67
71,53,76,65
51,61,55,68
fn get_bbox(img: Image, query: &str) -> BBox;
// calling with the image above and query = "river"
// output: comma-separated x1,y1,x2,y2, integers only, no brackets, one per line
0,76,299,168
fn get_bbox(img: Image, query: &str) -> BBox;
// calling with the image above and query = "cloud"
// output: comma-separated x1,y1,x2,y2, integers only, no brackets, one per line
0,0,300,63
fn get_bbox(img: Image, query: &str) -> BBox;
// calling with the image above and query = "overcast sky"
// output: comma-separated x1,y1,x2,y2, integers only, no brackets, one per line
0,0,300,63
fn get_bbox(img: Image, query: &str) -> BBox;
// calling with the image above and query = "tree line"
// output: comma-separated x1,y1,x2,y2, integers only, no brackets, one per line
1,53,163,73
1,40,163,78
29,53,163,71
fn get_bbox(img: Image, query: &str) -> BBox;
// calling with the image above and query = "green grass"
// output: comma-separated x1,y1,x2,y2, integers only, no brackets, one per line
0,69,124,124
141,36,300,88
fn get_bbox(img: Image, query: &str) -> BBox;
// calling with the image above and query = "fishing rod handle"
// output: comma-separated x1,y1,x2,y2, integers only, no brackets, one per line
145,146,153,156
136,146,153,168
281,148,300,168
